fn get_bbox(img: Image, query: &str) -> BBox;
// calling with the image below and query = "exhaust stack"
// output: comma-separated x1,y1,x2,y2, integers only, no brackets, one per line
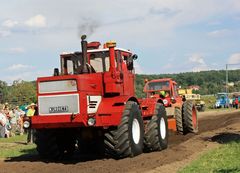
78,35,89,74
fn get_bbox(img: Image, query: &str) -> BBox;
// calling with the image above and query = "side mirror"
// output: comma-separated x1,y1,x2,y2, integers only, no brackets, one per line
132,54,138,60
54,68,60,76
126,54,138,71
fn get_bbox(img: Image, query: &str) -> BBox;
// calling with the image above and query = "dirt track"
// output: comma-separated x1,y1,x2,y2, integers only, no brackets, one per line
1,110,240,173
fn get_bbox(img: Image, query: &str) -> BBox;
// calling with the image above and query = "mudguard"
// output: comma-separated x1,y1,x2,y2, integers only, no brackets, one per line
95,95,139,126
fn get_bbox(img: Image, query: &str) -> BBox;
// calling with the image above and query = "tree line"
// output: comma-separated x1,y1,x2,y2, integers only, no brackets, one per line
0,80,36,106
0,69,239,105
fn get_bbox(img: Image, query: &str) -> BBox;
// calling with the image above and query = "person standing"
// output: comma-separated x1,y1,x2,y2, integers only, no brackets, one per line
9,109,17,137
235,97,239,109
15,106,25,135
0,108,7,138
26,103,36,144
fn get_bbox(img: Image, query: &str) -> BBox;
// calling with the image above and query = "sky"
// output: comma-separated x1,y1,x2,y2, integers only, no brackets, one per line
0,0,240,84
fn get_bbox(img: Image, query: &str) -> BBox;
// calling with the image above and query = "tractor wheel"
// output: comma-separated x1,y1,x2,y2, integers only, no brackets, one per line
104,101,144,159
183,101,198,133
35,129,60,159
144,103,168,152
57,129,76,158
35,129,76,159
175,107,184,134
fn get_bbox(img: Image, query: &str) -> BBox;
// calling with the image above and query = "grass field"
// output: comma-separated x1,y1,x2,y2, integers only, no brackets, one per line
0,135,37,158
179,141,240,173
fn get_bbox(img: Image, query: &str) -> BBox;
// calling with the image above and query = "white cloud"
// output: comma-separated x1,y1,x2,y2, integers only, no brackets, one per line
24,14,46,28
8,47,25,53
7,64,31,71
2,19,18,28
207,29,230,37
188,53,209,72
189,54,205,65
0,30,11,37
228,53,240,64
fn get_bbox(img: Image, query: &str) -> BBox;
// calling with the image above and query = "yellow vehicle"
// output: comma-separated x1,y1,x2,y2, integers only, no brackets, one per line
178,89,205,112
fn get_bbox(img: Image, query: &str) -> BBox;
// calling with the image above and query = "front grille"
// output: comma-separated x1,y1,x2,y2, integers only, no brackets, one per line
38,94,79,115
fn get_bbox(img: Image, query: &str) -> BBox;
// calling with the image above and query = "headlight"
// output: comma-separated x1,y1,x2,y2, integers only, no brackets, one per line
163,99,168,104
23,121,30,129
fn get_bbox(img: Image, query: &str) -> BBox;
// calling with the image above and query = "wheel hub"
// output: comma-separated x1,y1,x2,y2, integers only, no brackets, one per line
132,118,140,144
160,117,166,139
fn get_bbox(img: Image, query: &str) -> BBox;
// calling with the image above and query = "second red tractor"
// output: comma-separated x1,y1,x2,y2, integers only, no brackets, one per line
140,78,198,135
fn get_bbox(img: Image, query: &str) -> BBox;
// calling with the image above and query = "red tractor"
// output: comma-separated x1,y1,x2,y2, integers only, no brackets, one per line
140,78,198,135
26,35,168,159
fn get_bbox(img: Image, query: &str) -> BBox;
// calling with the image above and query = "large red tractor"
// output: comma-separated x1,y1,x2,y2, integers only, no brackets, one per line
140,78,198,135
27,35,168,159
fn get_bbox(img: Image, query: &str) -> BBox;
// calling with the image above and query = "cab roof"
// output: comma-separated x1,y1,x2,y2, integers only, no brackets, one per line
60,47,132,56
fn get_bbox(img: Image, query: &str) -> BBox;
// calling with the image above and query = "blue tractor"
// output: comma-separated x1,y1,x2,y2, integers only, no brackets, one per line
214,93,230,108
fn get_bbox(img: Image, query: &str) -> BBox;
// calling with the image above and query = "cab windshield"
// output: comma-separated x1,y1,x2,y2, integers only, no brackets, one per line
61,51,110,74
146,81,170,91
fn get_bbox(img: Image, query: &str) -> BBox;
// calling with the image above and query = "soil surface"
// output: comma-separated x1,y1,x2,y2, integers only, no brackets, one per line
1,109,240,173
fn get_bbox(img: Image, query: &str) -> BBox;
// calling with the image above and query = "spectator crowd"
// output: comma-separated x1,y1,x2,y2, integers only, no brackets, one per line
0,103,36,143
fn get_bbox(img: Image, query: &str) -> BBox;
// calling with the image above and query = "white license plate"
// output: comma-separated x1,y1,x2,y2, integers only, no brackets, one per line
49,106,69,113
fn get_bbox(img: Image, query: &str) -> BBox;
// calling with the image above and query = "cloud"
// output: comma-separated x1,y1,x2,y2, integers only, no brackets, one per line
2,19,18,28
7,64,31,71
188,53,209,72
149,7,181,17
207,29,230,38
189,54,205,65
228,53,240,64
0,30,11,37
24,14,47,28
8,47,25,53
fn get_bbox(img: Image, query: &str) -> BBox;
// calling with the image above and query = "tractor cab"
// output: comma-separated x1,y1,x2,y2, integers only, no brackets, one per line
56,38,137,96
143,78,180,107
59,45,134,75
60,50,110,75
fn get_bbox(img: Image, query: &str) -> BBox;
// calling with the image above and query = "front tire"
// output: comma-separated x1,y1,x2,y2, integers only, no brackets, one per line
144,103,168,152
104,101,144,159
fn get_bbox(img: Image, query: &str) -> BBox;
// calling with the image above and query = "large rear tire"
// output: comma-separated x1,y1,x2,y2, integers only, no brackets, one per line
144,103,168,152
183,101,198,133
35,129,76,159
104,101,144,159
